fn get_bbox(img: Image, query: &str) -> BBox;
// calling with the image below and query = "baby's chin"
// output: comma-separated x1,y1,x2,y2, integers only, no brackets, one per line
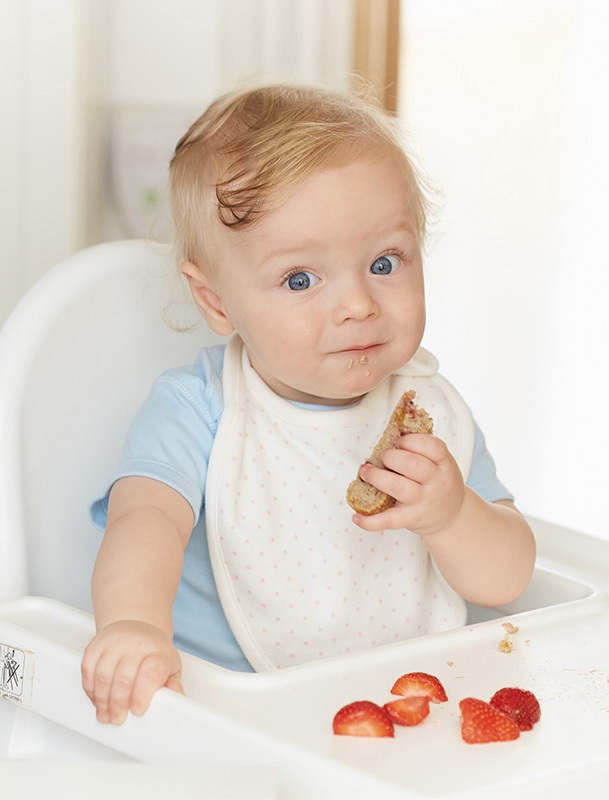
311,374,391,406
260,356,403,405
337,361,403,399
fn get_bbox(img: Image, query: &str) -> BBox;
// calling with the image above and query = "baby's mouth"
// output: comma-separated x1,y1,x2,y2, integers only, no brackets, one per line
337,342,382,355
340,342,381,355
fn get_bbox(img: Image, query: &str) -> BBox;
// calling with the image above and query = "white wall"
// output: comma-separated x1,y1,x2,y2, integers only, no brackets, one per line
400,1,608,538
0,0,84,324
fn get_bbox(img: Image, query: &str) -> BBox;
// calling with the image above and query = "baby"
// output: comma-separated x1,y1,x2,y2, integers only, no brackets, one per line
82,83,536,725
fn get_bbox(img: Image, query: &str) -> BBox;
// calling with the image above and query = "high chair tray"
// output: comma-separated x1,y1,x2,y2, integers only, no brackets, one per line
2,517,609,799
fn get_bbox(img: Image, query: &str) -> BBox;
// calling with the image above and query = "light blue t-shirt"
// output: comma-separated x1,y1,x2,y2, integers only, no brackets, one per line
90,345,514,672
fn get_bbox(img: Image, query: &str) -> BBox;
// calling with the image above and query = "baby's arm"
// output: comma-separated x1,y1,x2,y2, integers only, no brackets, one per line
352,434,536,607
81,476,194,725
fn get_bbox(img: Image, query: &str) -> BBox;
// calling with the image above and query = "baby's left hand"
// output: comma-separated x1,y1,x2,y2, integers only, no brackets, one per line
352,434,465,536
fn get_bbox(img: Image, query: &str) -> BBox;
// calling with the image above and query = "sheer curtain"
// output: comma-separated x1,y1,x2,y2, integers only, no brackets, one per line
220,0,354,88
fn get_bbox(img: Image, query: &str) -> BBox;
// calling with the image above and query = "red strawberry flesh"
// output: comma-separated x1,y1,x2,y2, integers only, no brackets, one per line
384,696,430,726
459,697,520,744
333,700,395,737
390,671,448,703
489,687,541,731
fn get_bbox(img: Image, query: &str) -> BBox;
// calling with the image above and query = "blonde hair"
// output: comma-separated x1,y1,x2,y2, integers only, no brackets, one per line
168,82,430,271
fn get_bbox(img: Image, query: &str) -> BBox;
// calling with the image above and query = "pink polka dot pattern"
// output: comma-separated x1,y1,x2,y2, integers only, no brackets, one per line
206,339,471,670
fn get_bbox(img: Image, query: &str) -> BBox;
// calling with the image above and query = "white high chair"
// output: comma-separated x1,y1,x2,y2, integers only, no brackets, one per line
1,240,609,798
0,239,222,609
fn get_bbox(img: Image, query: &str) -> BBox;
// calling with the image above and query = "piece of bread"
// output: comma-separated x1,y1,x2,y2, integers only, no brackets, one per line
346,390,434,515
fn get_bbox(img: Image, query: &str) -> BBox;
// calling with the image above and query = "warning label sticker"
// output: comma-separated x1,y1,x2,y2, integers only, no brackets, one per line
1,642,34,706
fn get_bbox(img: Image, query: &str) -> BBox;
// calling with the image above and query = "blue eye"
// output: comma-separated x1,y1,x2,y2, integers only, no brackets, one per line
370,255,399,275
284,270,319,291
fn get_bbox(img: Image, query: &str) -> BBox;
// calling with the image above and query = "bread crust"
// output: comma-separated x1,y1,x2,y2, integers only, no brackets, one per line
346,391,434,515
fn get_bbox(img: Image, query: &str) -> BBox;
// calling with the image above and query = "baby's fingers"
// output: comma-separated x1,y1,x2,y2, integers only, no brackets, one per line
106,656,147,725
165,673,186,696
394,433,450,465
358,462,424,507
82,649,127,724
129,652,183,717
81,643,108,716
81,647,98,705
380,447,436,485
352,505,407,532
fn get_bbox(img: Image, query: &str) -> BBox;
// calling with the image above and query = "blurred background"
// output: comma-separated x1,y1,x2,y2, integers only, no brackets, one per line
1,0,607,540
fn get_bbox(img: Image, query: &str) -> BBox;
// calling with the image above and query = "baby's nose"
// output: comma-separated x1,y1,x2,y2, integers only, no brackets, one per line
333,279,379,323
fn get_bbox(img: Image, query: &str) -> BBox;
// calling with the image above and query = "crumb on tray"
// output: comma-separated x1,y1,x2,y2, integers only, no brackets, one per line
498,622,520,653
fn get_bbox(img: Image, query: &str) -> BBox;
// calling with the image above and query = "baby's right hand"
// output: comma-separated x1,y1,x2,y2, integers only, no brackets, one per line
81,620,184,725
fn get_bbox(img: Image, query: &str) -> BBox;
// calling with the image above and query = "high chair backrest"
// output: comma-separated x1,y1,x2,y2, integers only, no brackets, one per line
0,240,226,611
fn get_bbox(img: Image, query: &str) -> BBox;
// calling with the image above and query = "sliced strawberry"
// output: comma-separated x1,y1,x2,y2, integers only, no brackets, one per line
390,671,448,703
489,687,541,731
459,697,520,744
384,696,430,727
333,701,395,737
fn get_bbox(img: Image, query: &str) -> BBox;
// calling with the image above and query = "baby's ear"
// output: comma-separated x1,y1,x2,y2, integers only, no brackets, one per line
180,261,234,336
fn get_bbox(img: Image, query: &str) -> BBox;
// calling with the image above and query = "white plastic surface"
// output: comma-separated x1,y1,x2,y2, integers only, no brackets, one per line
0,762,277,800
2,518,609,799
0,240,225,607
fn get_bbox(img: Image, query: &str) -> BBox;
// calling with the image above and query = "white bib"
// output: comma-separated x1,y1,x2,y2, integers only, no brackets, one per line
206,335,475,671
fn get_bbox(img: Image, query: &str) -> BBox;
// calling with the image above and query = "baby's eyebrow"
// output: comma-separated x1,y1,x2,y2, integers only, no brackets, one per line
382,219,417,238
259,241,320,266
257,220,418,269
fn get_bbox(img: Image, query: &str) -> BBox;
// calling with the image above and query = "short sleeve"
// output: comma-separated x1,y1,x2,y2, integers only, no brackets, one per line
89,345,226,530
466,418,514,503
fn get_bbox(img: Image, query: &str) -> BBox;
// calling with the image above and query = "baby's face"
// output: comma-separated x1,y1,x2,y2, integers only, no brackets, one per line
212,155,426,405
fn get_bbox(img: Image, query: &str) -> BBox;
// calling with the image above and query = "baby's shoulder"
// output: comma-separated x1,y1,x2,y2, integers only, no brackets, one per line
159,343,225,382
150,344,226,424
